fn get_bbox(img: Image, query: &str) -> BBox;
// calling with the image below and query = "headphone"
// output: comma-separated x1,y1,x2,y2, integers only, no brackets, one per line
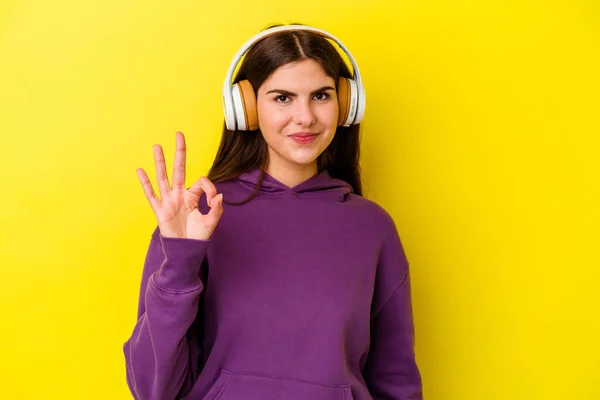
222,25,366,131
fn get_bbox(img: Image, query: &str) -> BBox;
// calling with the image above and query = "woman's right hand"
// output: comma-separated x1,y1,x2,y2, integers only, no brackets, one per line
136,131,223,241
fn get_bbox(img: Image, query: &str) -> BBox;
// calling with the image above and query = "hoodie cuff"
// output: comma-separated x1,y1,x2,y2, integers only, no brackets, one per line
152,233,209,292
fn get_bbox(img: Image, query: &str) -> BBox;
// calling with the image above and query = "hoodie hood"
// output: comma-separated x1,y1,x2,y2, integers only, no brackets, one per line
236,168,353,202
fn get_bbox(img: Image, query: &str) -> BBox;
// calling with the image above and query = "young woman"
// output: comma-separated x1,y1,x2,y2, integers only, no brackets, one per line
123,24,423,400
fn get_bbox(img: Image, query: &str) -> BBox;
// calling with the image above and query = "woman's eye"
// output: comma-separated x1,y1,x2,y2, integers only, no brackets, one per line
274,93,330,103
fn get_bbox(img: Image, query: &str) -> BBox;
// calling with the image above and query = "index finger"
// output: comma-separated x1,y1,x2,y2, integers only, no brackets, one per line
199,177,217,202
188,176,218,204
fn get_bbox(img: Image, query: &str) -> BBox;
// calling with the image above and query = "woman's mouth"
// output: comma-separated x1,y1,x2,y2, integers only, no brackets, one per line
289,132,319,144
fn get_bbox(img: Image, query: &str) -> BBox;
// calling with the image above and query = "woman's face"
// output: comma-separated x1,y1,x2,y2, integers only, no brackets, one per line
256,58,338,174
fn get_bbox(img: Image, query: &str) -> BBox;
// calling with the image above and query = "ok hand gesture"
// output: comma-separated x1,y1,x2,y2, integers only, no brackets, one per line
137,132,223,241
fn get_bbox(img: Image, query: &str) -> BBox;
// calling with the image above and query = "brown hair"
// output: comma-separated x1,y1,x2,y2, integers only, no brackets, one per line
207,24,363,204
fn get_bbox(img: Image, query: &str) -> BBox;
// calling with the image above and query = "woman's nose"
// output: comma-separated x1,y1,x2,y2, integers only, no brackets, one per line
292,99,317,126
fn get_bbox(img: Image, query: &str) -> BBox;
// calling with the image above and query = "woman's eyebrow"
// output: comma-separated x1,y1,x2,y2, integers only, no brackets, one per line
266,86,335,96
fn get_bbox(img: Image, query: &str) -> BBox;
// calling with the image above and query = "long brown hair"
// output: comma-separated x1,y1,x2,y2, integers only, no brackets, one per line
207,24,363,204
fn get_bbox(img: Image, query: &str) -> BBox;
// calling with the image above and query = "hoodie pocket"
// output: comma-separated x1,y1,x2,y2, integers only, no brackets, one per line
202,369,353,400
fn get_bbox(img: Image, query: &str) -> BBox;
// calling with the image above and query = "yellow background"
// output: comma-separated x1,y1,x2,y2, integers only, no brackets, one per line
1,0,598,399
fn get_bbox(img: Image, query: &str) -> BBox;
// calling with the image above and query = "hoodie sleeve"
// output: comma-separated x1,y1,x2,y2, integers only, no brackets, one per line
122,226,208,400
363,219,423,400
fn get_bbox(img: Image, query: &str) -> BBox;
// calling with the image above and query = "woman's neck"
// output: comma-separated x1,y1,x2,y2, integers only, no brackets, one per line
265,160,318,189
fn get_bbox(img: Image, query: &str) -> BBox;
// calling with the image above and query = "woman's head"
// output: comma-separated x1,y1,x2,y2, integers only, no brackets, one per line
256,57,338,174
208,24,363,197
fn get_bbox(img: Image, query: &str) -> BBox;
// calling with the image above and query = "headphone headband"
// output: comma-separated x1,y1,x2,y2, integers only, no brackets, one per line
222,25,365,129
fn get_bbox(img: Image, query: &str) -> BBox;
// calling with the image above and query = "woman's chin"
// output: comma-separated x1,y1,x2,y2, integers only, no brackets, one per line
285,153,321,167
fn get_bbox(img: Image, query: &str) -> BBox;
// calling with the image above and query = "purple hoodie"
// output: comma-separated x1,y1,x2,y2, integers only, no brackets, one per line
123,168,422,400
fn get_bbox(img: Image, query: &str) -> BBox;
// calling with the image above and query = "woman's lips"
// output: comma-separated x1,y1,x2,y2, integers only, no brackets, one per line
289,133,319,144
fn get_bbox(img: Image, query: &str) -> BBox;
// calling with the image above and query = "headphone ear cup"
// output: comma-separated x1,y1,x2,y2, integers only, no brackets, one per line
231,80,258,131
337,77,350,127
238,80,258,131
337,77,358,127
